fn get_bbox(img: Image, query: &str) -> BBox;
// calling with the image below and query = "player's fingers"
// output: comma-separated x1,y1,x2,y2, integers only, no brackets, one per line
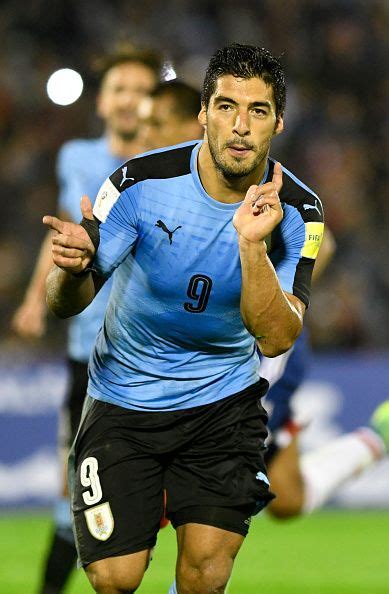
252,192,280,208
52,254,83,269
244,185,262,204
272,162,283,193
42,215,64,233
52,234,90,250
247,179,280,203
80,195,94,220
251,193,282,215
52,245,87,259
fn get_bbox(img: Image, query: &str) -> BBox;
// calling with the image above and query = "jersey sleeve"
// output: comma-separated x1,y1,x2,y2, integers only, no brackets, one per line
92,176,141,278
269,202,324,307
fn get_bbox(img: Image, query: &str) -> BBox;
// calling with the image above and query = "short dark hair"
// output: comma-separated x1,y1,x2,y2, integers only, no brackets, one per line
93,42,162,86
152,80,201,119
202,44,286,118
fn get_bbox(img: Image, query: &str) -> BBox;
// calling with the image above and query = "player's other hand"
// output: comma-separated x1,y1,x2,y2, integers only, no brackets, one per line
11,299,47,338
43,196,96,275
233,162,283,243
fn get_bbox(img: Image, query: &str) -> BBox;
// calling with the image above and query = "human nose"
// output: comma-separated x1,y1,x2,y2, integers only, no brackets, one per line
119,90,137,109
232,111,250,136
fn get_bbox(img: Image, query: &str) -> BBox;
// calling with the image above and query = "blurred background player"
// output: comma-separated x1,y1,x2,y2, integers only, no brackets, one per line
139,79,203,150
11,43,161,594
262,230,389,519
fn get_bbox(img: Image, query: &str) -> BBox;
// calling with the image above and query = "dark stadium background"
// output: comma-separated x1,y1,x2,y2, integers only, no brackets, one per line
0,1,388,592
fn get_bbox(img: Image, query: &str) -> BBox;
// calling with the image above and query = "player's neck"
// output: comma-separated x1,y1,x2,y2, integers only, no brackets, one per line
197,142,268,204
107,132,146,161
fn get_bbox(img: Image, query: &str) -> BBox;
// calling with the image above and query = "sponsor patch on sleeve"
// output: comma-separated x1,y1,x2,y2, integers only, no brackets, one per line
301,222,324,259
93,178,120,223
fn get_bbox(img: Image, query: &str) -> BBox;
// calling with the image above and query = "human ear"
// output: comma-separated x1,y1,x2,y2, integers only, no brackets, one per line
274,115,284,136
198,104,207,130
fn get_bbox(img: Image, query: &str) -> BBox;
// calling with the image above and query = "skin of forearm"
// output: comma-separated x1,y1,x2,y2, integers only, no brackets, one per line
46,266,95,318
24,232,55,304
238,238,303,357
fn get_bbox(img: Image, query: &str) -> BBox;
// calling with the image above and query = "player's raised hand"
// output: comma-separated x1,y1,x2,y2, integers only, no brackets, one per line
233,162,284,243
43,196,96,275
11,298,47,338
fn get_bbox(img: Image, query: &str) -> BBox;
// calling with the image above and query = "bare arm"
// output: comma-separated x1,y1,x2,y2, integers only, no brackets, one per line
43,196,98,318
233,163,304,357
238,238,304,356
11,232,54,337
11,211,74,337
46,265,96,318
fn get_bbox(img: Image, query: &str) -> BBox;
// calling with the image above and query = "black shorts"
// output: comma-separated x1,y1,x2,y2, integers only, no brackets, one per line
70,379,273,566
58,358,88,450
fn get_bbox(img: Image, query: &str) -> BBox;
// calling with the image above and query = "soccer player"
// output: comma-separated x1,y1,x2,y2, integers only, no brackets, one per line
43,44,324,593
12,44,161,594
142,80,389,523
140,81,389,522
139,79,203,150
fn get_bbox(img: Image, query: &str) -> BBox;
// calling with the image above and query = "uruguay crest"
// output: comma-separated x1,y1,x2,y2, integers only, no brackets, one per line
84,502,114,541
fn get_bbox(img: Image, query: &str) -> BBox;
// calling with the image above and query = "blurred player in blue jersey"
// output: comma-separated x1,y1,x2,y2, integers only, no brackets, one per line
44,44,324,593
12,44,161,594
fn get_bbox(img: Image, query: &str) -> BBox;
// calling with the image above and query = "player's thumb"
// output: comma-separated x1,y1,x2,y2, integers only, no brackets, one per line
272,162,283,193
80,194,100,252
80,195,94,220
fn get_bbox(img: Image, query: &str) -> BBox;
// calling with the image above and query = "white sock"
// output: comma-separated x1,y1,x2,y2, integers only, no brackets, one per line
168,581,178,594
300,429,384,513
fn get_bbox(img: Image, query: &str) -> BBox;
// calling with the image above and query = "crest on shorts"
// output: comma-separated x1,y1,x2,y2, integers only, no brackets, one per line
84,502,114,541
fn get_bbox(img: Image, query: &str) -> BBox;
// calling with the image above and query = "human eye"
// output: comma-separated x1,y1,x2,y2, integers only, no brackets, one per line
219,103,233,111
113,85,125,94
252,107,267,116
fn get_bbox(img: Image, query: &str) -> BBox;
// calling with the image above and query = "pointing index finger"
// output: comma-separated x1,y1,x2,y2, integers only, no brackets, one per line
42,215,64,233
272,162,283,193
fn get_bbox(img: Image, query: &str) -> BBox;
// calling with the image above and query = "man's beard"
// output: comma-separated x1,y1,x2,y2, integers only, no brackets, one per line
115,127,138,142
110,114,139,142
208,134,265,179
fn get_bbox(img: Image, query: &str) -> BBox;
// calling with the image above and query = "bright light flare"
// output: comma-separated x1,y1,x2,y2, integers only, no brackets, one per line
46,68,84,106
161,61,177,82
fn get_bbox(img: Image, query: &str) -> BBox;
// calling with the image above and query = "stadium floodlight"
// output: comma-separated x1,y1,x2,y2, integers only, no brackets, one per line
161,61,177,82
46,68,84,106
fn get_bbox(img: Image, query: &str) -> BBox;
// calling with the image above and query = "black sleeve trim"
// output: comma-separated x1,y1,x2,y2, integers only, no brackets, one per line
292,256,315,308
109,143,195,192
92,271,107,295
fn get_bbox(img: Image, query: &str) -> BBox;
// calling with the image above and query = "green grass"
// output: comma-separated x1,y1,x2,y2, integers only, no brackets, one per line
1,510,389,593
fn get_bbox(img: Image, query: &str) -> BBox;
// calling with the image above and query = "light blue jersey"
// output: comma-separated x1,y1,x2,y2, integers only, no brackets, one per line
88,141,324,411
57,137,123,362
